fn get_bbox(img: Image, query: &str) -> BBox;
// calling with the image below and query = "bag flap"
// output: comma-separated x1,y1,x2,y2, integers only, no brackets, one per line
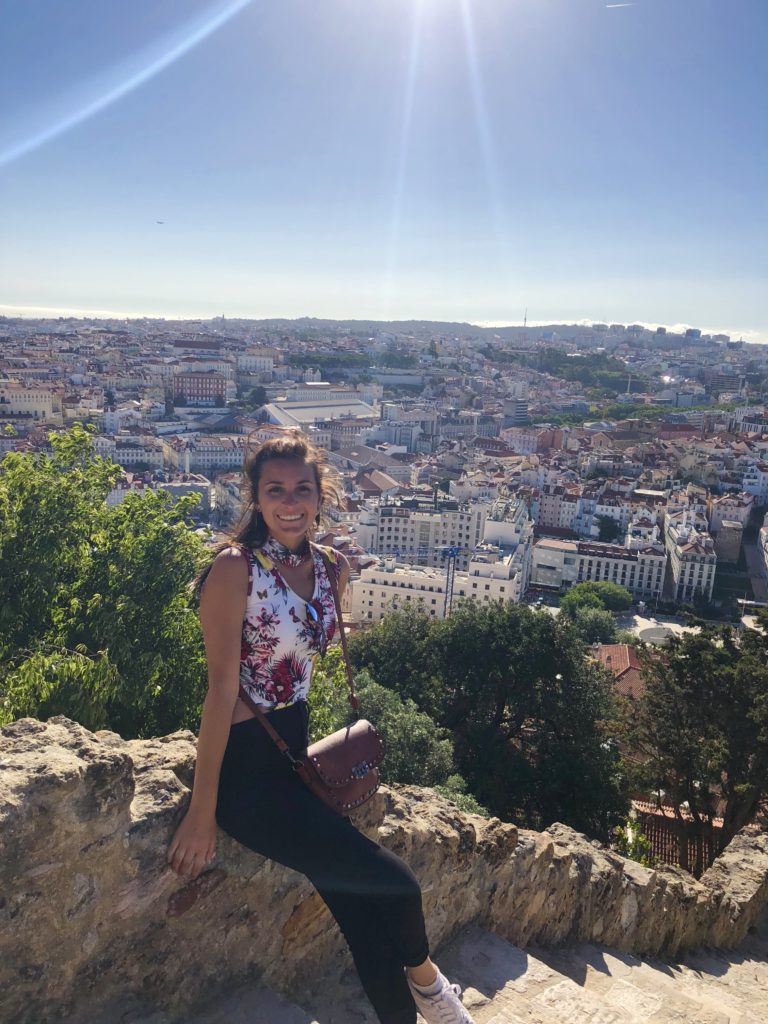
305,719,385,788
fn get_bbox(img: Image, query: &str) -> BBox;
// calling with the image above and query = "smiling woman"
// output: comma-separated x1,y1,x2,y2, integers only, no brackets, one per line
168,431,477,1023
0,0,255,169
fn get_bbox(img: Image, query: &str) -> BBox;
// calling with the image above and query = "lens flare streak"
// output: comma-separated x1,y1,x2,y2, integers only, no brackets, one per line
0,0,256,169
380,0,425,319
458,0,510,265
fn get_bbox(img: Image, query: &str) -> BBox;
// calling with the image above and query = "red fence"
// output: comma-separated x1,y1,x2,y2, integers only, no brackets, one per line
636,807,722,873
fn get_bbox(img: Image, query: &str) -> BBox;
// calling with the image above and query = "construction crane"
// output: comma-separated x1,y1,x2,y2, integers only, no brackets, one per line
369,544,472,617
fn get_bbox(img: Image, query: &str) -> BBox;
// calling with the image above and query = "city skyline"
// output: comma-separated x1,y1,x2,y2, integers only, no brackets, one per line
2,1,766,337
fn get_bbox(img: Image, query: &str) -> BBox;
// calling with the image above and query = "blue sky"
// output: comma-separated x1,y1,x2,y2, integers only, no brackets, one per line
1,0,766,338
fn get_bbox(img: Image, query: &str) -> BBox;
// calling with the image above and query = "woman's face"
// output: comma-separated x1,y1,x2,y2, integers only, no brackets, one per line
256,457,321,549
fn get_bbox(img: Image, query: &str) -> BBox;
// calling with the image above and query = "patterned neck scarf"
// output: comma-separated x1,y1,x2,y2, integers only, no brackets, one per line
262,534,312,568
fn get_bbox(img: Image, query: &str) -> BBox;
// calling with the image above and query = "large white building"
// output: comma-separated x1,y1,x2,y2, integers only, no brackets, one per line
354,498,487,571
236,348,275,373
708,491,754,533
281,382,383,406
742,462,768,506
262,399,376,432
93,435,164,469
665,513,717,603
350,545,526,624
107,473,211,511
530,537,666,601
185,436,248,473
0,382,61,422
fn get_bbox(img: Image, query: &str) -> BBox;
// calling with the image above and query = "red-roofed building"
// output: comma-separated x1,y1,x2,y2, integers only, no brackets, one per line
593,642,645,699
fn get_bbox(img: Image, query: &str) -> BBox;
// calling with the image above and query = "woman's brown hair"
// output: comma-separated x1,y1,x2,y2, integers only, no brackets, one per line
194,431,344,596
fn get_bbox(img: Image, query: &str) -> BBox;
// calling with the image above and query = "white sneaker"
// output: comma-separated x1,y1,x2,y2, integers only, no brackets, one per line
407,970,475,1024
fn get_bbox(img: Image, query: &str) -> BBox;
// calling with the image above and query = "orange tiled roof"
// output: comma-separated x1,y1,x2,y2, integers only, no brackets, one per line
595,643,645,699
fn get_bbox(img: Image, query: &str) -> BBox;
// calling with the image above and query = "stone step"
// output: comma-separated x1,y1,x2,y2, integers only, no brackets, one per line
186,986,321,1024
112,914,768,1024
73,987,322,1024
438,927,642,1024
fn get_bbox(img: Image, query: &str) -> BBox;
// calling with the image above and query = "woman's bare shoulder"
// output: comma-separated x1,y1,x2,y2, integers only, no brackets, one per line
204,546,249,589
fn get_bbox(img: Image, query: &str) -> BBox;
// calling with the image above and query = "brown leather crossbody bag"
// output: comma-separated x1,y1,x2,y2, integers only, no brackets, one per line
238,548,385,815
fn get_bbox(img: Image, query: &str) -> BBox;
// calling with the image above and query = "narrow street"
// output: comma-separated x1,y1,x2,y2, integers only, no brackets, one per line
743,537,768,602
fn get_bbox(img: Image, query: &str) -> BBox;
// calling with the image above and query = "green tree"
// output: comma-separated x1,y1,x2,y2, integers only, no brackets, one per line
245,385,268,409
53,490,208,737
620,622,768,875
0,426,208,738
560,581,632,617
307,646,352,742
613,815,656,867
434,775,490,816
569,607,618,644
559,588,603,618
348,604,442,712
350,602,627,838
0,424,120,658
344,673,456,786
310,654,466,790
596,515,623,543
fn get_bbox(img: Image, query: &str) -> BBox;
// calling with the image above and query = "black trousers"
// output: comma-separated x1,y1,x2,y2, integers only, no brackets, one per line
216,702,429,1024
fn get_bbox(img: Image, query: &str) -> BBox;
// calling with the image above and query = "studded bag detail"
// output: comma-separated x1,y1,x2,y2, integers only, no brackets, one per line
239,546,385,815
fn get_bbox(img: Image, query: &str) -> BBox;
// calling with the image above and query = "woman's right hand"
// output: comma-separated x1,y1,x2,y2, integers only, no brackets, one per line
167,807,218,879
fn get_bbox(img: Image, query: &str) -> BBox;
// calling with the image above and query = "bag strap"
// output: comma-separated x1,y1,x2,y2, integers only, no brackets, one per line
238,685,298,764
316,546,360,712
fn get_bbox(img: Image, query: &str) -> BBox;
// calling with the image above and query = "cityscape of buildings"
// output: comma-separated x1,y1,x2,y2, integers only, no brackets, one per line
3,313,768,626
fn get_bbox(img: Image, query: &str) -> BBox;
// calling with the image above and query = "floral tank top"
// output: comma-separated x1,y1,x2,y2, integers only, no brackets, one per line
239,543,341,711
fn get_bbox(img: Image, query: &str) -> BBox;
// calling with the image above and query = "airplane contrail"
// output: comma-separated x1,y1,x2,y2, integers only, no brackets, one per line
606,3,635,7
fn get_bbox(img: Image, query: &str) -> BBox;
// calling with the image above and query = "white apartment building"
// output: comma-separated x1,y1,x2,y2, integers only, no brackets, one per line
759,512,768,581
107,474,211,511
0,382,61,422
282,381,383,406
531,538,666,601
591,495,633,537
350,546,525,625
185,436,248,473
354,499,487,572
665,513,717,603
537,484,564,528
103,405,143,434
625,508,662,549
449,471,503,502
93,435,164,469
214,472,243,526
742,462,768,506
709,491,755,533
477,494,535,595
558,492,579,532
237,349,275,373
500,426,540,454
484,494,532,546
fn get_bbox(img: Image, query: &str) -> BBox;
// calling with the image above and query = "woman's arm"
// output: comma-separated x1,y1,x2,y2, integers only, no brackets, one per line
167,547,248,878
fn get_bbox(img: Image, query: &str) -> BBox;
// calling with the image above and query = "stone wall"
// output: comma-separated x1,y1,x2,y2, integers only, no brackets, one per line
2,717,767,1024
